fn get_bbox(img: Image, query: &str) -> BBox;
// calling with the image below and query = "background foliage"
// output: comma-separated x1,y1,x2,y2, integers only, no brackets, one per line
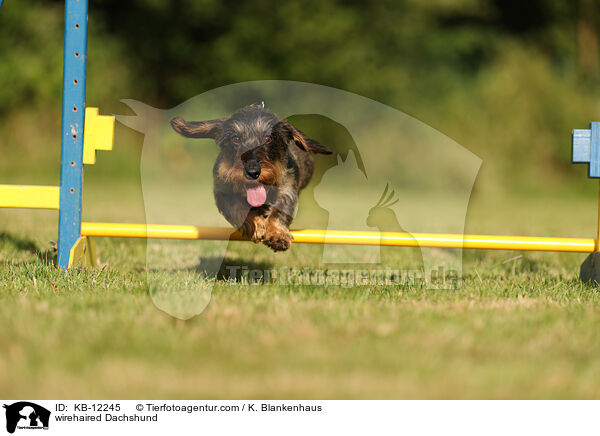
1,0,600,190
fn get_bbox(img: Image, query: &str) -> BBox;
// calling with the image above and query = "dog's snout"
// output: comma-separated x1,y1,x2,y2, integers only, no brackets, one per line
244,161,261,180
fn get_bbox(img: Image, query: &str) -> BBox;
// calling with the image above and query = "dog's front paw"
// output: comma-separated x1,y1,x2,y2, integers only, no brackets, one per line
263,220,292,252
264,231,292,251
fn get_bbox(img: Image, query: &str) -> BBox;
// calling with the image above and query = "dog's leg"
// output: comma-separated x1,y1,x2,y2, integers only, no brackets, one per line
263,209,293,251
241,208,269,242
215,192,270,242
262,185,298,251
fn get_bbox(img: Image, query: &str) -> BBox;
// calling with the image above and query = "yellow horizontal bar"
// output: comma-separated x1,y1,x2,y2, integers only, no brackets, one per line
0,185,60,209
80,222,596,253
82,222,242,240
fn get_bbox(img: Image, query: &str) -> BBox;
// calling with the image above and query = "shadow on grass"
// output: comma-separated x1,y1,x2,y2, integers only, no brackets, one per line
0,232,57,266
143,254,273,283
193,256,274,282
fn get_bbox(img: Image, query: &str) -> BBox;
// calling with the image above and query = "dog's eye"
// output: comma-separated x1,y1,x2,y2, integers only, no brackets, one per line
263,135,272,144
231,135,241,145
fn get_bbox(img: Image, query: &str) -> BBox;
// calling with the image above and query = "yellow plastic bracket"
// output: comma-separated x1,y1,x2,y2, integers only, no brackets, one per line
0,185,60,209
68,236,98,268
83,107,115,165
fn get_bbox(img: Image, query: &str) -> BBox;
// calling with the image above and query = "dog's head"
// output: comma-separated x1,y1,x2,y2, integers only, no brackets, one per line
170,104,332,206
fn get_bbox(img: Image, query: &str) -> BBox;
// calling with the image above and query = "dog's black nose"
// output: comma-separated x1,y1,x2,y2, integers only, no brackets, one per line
244,164,261,180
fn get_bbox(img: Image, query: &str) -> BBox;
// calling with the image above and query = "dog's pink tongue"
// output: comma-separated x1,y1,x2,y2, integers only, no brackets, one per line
246,185,267,207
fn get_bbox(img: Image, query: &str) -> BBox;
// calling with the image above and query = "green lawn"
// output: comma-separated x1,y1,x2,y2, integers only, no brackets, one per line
1,179,600,399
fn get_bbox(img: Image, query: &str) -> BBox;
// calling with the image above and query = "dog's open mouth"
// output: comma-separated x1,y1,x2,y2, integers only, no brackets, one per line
246,185,267,207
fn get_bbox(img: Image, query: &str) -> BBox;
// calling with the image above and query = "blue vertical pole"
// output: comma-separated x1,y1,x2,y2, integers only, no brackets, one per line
590,122,600,178
57,0,88,269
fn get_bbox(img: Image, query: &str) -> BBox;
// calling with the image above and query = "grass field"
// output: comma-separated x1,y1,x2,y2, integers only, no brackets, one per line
2,175,600,399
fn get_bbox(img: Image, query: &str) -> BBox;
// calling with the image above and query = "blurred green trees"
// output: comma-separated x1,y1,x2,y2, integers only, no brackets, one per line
0,0,599,190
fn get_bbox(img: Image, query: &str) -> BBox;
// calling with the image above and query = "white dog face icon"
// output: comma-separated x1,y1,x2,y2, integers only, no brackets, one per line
18,406,37,426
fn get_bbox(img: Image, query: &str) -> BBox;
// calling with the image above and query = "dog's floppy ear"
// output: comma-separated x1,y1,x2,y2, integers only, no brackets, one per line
277,120,332,154
170,117,225,139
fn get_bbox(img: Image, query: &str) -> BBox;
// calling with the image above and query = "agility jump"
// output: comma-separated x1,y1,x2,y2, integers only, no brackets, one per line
1,0,600,275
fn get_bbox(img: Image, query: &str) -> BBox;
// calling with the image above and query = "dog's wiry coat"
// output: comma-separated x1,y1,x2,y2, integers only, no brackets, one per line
171,104,332,251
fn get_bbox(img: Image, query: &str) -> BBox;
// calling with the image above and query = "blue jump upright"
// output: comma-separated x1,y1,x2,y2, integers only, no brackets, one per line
572,122,600,178
57,0,88,269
